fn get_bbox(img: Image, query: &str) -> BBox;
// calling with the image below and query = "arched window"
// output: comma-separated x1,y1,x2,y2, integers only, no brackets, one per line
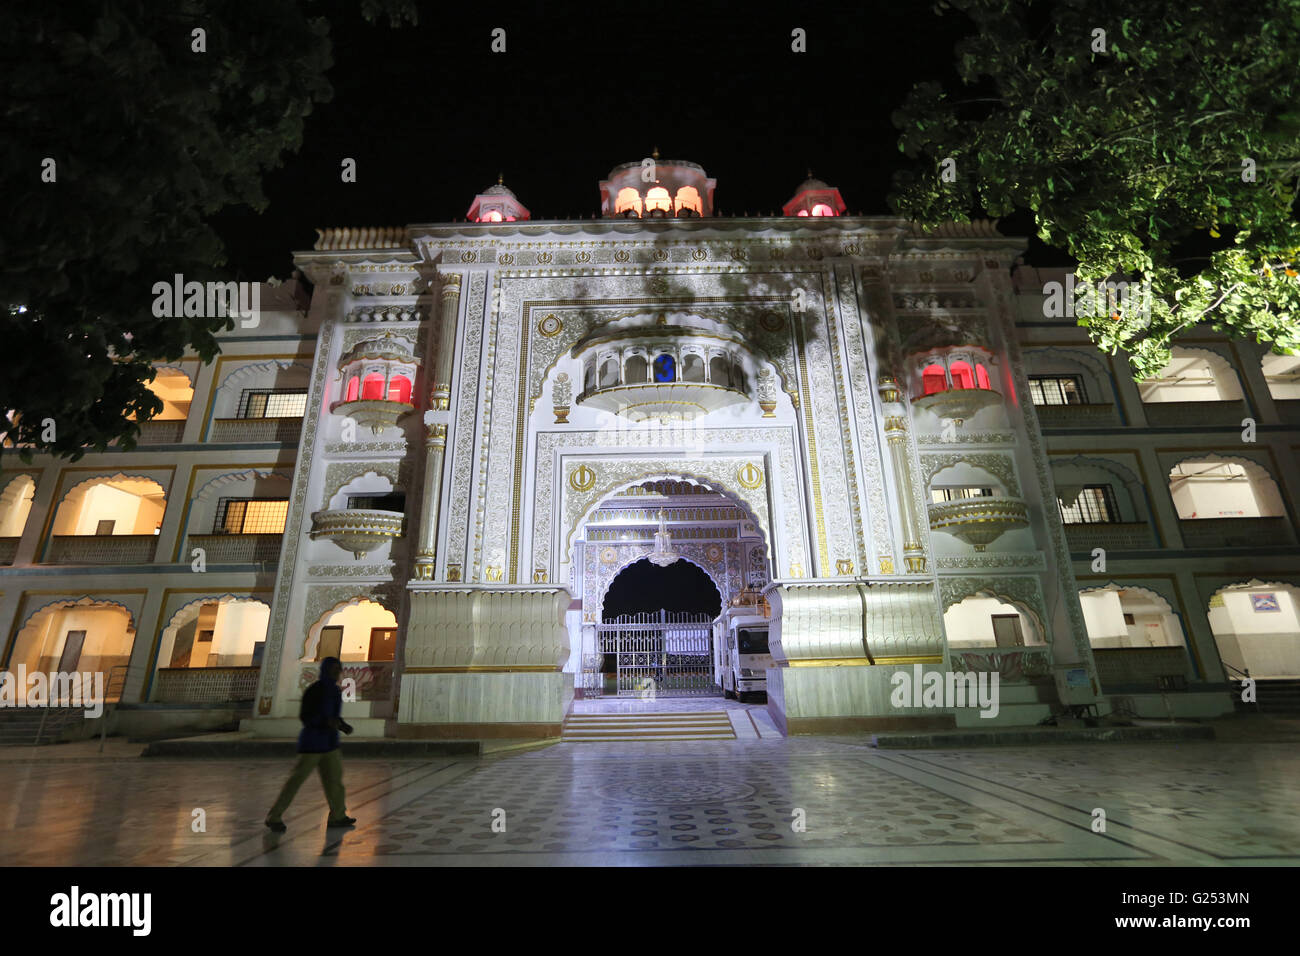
976,365,991,390
653,354,676,382
810,203,835,217
645,187,672,215
674,186,702,216
1169,459,1285,519
599,358,620,389
682,354,705,382
482,210,503,222
625,354,648,383
614,187,642,217
361,374,385,401
583,359,596,392
950,361,975,389
708,355,730,386
345,376,360,402
922,364,948,395
386,375,412,404
731,360,746,393
796,209,810,217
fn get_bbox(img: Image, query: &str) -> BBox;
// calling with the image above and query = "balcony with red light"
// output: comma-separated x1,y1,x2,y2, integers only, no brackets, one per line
330,332,420,434
909,349,1003,425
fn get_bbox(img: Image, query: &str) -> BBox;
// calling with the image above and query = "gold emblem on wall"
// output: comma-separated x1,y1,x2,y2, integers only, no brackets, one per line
574,251,591,263
568,464,596,492
485,566,503,582
879,557,896,575
537,313,563,337
691,249,707,261
614,249,630,262
447,564,462,582
737,462,764,490
705,544,724,563
498,253,514,265
537,252,553,264
835,559,854,575
652,249,669,262
600,547,618,565
460,251,476,263
788,563,804,578
533,569,548,583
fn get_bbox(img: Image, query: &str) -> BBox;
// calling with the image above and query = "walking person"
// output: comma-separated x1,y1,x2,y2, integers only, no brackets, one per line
265,656,356,832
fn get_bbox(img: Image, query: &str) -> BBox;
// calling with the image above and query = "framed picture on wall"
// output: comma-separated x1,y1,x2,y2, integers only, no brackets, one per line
1251,593,1280,612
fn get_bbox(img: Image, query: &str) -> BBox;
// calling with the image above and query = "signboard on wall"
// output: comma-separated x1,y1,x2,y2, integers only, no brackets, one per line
1251,593,1280,613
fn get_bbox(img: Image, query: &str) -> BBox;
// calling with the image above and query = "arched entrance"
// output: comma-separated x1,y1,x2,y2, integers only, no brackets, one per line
593,557,722,697
571,477,771,699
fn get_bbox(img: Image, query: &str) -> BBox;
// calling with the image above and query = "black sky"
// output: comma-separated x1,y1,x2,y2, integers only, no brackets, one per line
210,1,993,280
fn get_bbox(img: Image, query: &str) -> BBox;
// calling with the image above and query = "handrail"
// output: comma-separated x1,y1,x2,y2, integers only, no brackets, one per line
99,663,133,752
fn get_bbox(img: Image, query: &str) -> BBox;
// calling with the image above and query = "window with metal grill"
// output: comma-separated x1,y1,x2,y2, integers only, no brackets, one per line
1058,485,1118,525
1027,375,1086,405
237,389,308,419
930,487,994,503
213,498,289,534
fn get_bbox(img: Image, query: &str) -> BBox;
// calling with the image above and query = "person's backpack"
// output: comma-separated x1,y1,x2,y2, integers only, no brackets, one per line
299,682,324,726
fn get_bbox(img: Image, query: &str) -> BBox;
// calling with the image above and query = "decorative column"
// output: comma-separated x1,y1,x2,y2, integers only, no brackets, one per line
412,272,461,581
878,375,927,573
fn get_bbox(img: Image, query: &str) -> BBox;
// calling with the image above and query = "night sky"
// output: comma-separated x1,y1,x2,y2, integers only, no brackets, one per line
209,1,1039,280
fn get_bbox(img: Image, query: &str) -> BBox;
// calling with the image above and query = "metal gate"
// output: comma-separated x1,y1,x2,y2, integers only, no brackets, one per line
594,610,718,697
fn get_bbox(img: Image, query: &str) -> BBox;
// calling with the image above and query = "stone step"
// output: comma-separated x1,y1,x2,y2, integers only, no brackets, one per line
562,711,736,742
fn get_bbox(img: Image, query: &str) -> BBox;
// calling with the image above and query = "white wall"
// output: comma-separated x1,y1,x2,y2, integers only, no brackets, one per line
944,597,1033,647
1210,588,1300,677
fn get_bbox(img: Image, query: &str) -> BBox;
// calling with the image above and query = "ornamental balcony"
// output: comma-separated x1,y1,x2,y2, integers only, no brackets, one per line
927,496,1029,551
309,509,404,559
573,319,754,423
912,385,1003,425
329,398,415,434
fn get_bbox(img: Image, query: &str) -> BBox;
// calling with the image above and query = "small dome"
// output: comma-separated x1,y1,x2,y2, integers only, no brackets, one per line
483,183,516,198
797,176,830,192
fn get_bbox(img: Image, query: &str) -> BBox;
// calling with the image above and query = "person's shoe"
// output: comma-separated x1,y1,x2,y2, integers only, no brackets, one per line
326,816,357,827
265,818,286,833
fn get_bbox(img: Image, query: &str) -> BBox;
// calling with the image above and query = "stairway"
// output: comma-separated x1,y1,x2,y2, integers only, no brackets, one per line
1230,678,1300,716
562,711,736,742
0,707,86,746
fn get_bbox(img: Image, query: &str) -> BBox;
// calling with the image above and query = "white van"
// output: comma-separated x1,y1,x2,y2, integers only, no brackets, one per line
720,619,772,701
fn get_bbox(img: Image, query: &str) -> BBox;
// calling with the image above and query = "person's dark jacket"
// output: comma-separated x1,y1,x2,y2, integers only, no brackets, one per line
298,657,344,753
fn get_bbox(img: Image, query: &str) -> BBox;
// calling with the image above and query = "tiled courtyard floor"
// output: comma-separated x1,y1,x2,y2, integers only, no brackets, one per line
2,724,1298,866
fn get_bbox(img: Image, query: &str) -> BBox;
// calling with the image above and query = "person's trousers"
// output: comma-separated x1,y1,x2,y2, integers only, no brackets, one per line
267,749,347,822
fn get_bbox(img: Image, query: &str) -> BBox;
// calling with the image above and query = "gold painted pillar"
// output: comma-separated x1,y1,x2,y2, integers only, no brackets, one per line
879,376,927,573
412,271,462,581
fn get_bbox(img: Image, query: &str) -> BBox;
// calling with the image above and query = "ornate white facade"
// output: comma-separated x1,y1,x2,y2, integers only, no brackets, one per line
3,162,1297,740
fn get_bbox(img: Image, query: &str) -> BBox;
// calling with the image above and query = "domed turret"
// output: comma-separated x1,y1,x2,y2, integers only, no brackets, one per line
783,171,846,217
599,150,716,219
467,175,530,222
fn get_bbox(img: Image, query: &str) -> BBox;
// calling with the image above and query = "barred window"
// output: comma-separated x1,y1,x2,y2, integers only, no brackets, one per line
1027,375,1086,405
930,487,994,503
213,498,289,534
237,389,308,419
1059,485,1118,525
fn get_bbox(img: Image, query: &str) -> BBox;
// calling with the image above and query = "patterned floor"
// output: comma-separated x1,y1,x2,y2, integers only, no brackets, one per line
2,731,1298,866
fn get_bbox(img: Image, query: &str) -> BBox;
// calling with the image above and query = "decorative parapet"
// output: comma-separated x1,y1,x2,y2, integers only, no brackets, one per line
187,533,283,564
209,418,303,444
314,227,408,251
47,534,158,565
155,666,260,703
403,585,571,669
764,579,944,664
